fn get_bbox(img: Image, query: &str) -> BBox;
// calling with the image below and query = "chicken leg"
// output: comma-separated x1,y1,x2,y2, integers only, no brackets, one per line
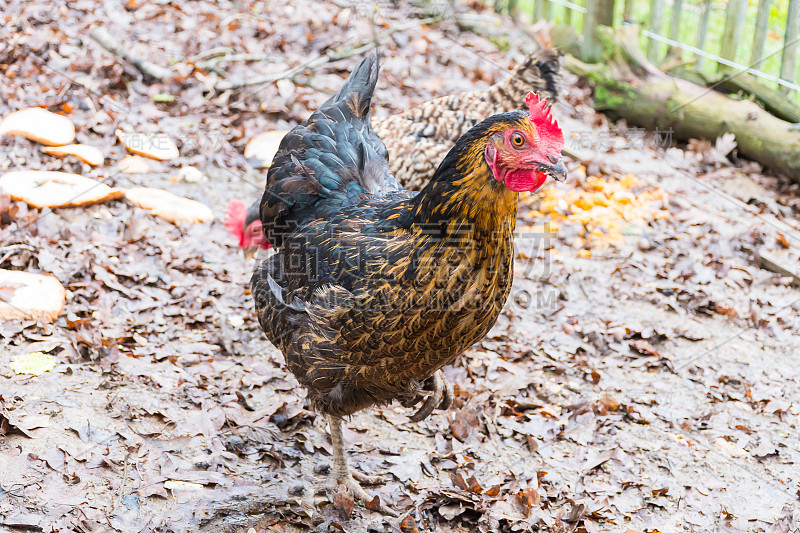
324,415,398,516
409,369,453,422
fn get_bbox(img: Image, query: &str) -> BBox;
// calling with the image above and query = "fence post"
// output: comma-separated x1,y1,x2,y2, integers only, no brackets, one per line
667,0,684,55
581,0,615,63
622,0,633,22
534,0,545,20
751,0,772,68
695,0,712,69
719,0,748,70
564,2,573,26
646,0,664,62
781,0,800,94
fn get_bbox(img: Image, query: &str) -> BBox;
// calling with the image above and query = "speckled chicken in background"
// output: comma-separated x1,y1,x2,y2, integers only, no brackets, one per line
249,54,566,515
225,43,560,253
375,46,560,191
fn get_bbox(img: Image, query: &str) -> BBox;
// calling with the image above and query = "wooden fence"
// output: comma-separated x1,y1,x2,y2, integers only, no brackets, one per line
495,0,800,98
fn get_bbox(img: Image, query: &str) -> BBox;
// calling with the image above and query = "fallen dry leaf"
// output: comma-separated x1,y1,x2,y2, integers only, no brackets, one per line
124,187,214,223
0,269,66,323
516,487,540,515
164,480,205,491
9,351,58,375
597,391,620,413
42,144,104,166
0,170,124,208
450,471,469,490
630,339,660,357
450,405,481,443
399,516,419,533
330,486,354,517
5,413,50,438
118,155,153,174
116,129,179,161
466,474,482,494
365,495,383,512
0,107,75,146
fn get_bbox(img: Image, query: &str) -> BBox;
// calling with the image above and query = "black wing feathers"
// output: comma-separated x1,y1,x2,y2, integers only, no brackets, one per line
258,54,400,249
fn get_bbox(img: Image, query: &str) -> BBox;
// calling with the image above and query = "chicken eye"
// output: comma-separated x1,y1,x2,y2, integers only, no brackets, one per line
511,132,525,148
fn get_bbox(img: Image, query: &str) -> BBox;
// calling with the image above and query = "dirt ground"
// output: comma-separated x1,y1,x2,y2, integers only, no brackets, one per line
1,1,799,532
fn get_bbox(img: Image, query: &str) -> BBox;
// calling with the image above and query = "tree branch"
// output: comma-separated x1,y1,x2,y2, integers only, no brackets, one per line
212,17,441,91
89,26,172,81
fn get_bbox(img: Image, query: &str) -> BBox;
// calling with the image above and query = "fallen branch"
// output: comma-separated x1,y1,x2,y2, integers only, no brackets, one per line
753,250,800,286
89,26,172,80
563,24,800,182
669,64,800,123
200,53,287,70
213,54,336,91
190,46,235,62
213,17,441,91
708,72,800,124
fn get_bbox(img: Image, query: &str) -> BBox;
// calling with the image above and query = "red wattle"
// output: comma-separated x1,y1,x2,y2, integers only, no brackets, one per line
504,169,547,192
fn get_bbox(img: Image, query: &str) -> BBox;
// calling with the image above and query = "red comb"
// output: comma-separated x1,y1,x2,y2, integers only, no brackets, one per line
526,91,564,155
224,200,247,246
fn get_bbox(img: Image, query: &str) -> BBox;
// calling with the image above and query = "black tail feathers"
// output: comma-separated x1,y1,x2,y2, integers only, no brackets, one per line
319,53,380,121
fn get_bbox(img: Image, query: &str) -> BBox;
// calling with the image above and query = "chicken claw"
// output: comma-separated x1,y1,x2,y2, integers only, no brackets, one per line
350,468,381,485
439,372,454,410
322,415,398,517
409,370,452,422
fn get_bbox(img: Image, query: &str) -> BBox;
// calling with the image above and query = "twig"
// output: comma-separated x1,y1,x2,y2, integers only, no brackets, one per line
753,250,800,286
214,54,336,91
89,26,172,80
200,53,287,70
108,451,130,516
190,46,235,62
0,244,35,266
214,17,441,91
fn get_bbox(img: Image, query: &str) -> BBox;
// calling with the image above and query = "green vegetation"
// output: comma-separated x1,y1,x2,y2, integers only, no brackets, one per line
502,0,798,103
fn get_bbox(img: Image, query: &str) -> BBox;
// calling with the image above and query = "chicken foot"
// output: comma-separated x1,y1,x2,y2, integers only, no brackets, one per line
408,370,453,422
349,468,381,484
322,415,398,516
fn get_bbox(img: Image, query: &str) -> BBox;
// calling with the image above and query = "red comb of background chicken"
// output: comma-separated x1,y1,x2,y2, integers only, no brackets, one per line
224,200,248,247
526,91,564,155
225,199,272,251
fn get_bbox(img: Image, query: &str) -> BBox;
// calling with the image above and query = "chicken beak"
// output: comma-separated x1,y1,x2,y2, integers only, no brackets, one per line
552,158,567,182
540,157,567,182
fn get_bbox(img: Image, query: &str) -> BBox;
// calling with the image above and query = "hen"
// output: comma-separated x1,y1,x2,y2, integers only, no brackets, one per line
250,54,565,514
226,46,559,253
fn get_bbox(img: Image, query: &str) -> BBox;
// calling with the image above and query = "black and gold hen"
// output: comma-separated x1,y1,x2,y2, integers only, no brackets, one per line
251,55,565,514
